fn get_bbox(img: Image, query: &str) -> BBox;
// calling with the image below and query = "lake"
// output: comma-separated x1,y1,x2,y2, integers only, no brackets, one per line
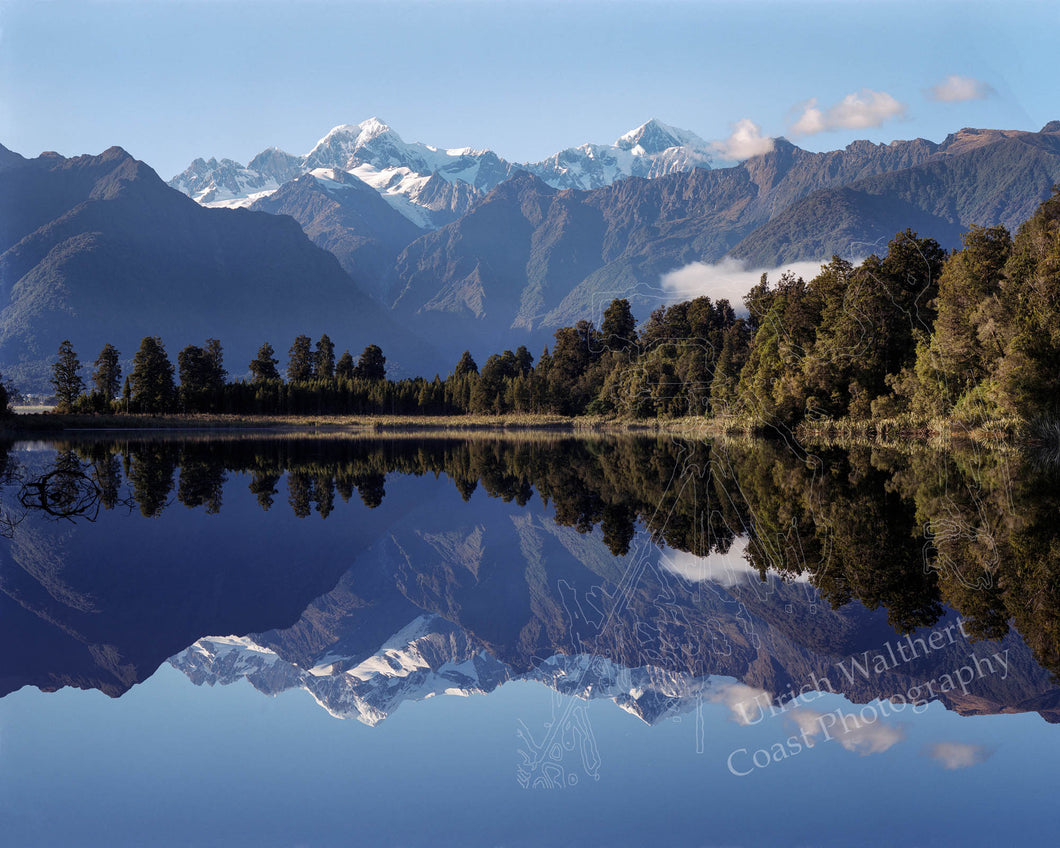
1,433,1058,846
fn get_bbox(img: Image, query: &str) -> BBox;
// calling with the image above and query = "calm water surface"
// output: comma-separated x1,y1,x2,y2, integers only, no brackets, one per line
1,435,1058,847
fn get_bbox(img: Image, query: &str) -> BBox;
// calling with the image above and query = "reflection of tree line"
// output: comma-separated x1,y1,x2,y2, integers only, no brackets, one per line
729,442,1060,678
6,436,1060,675
39,439,396,520
1,438,747,559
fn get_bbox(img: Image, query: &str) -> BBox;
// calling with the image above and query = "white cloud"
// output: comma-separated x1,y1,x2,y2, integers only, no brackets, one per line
790,89,907,136
791,100,827,136
927,75,996,103
660,257,831,309
712,118,775,161
789,708,905,755
927,741,992,769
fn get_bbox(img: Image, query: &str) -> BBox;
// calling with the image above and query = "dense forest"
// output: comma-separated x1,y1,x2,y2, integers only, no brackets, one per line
27,187,1060,427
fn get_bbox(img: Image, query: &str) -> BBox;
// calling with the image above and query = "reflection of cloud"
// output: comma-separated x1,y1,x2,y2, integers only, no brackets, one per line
660,538,810,587
707,680,771,725
790,708,905,755
712,118,775,161
927,742,992,769
790,89,906,136
660,258,829,309
927,75,996,103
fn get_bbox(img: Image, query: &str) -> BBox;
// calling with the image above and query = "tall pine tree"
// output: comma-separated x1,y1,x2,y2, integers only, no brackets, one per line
315,334,336,379
287,335,314,382
250,343,280,383
92,343,121,405
130,337,176,413
51,340,84,412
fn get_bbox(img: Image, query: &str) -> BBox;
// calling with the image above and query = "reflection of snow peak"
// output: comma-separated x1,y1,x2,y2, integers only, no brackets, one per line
174,615,512,725
171,620,754,727
658,537,810,587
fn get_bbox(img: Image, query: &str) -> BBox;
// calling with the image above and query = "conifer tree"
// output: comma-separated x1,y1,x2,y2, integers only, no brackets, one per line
336,350,355,381
92,343,121,405
601,298,637,352
315,334,336,379
353,344,386,381
287,335,314,382
51,340,84,412
453,350,478,377
250,343,280,384
130,336,176,413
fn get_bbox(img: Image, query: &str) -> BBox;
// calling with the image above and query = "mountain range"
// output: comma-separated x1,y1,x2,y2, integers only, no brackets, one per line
169,117,716,222
169,118,1060,359
165,498,1060,726
3,119,1060,387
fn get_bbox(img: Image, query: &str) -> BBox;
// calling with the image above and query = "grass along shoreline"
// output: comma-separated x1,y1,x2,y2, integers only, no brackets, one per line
1,410,1045,449
3,411,699,435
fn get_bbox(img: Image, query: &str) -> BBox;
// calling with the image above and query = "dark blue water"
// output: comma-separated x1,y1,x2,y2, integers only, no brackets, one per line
1,436,1057,847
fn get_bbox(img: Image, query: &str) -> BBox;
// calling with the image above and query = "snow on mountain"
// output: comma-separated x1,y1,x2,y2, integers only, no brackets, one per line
303,119,516,193
525,118,713,189
169,156,283,207
343,162,483,230
167,117,713,225
616,117,707,154
167,117,510,223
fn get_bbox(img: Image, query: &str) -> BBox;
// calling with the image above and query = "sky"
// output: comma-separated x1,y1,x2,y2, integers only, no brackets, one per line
0,0,1055,180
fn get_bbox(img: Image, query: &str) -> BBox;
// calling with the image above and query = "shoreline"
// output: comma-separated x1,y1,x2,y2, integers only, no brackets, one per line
3,411,707,437
0,411,1035,448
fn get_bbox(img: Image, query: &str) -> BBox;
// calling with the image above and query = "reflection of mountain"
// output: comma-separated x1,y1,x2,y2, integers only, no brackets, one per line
171,504,1060,725
0,514,356,697
4,434,1060,726
173,626,728,726
0,446,437,697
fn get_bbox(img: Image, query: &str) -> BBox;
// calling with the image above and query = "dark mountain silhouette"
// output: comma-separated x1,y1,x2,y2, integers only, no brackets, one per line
0,147,435,389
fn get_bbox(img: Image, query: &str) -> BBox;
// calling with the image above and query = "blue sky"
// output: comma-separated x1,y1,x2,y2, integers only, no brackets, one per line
0,0,1055,178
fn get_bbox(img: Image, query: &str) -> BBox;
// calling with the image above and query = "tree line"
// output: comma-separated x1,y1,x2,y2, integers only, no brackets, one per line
49,335,397,416
40,187,1060,424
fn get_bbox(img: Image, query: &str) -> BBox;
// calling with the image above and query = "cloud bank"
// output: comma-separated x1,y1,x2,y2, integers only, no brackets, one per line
790,89,907,136
712,118,775,161
927,74,996,102
660,257,831,310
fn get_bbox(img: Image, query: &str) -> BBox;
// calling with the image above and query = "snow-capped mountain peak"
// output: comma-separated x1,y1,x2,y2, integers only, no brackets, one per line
523,119,712,190
615,118,708,155
320,117,398,152
169,117,713,223
353,116,393,143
